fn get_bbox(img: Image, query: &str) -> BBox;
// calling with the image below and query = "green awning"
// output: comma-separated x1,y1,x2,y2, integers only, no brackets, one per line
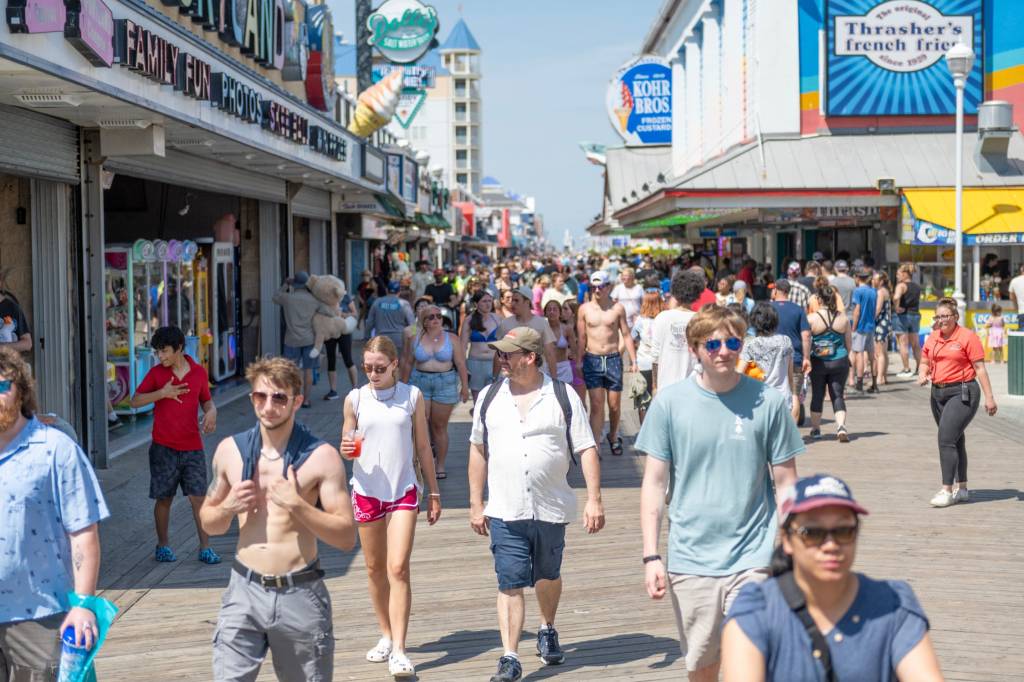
431,212,451,230
374,193,407,219
414,212,453,230
633,210,734,230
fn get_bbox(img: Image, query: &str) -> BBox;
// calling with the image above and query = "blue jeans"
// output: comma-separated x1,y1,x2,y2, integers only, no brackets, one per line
488,518,567,591
283,344,317,369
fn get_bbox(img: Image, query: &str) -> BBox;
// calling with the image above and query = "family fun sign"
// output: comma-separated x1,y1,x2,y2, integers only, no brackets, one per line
826,0,982,116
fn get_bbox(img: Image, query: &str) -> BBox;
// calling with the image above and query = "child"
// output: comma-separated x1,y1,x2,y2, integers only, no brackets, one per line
739,302,794,407
986,303,1006,363
130,326,219,564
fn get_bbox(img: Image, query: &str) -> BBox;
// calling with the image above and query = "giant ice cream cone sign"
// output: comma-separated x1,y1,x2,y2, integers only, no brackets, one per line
347,68,404,138
614,81,633,132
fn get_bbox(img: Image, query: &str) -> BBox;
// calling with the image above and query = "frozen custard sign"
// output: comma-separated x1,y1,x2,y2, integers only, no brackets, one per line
827,0,982,116
606,55,672,146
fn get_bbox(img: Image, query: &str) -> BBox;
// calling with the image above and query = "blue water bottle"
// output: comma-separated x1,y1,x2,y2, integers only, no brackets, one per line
58,626,88,682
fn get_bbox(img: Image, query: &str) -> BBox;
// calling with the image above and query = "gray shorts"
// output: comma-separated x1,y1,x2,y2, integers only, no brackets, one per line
0,612,63,682
213,568,334,682
851,331,874,353
669,567,769,672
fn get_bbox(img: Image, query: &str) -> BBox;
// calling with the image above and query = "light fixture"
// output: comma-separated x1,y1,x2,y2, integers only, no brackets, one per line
944,42,975,81
642,183,650,192
14,92,83,108
656,173,666,183
945,41,976,319
177,192,195,216
96,119,151,129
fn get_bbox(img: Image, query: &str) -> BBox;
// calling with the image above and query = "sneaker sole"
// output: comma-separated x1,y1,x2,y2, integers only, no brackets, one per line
837,432,849,443
538,655,565,666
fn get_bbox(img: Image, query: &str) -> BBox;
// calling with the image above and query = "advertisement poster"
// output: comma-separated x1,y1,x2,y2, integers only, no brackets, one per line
826,0,983,116
606,55,672,146
386,154,402,196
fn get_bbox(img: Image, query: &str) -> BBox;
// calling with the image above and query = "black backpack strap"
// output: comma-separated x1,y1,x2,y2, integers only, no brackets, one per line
551,379,577,466
478,379,505,460
777,572,838,682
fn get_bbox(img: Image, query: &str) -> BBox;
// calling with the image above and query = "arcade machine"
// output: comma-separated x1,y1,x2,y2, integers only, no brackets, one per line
164,239,201,360
195,239,239,381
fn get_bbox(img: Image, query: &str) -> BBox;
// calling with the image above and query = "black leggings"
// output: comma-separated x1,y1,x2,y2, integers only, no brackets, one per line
809,356,850,414
930,382,980,486
324,335,354,372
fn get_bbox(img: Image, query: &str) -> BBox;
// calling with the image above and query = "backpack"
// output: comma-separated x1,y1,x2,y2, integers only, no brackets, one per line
478,377,577,465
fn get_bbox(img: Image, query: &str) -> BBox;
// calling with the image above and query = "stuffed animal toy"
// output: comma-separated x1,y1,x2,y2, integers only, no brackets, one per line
0,316,16,343
307,274,355,358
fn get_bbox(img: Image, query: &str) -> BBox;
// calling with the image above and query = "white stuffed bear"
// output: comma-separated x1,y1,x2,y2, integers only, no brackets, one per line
307,275,353,358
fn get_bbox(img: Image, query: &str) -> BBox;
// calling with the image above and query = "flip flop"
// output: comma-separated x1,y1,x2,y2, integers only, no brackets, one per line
607,435,624,456
436,471,448,480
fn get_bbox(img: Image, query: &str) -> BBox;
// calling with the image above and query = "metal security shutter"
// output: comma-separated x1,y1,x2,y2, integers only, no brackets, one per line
291,185,331,219
259,200,282,355
105,151,286,203
0,105,79,183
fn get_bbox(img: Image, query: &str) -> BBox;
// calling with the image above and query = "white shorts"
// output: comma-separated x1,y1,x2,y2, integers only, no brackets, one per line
555,360,574,384
851,332,874,353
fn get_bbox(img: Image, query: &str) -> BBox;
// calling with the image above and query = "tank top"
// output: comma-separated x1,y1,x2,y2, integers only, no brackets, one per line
811,311,848,361
899,282,921,313
347,382,419,501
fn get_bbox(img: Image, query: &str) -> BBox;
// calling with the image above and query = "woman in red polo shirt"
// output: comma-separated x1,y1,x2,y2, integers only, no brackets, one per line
917,298,998,508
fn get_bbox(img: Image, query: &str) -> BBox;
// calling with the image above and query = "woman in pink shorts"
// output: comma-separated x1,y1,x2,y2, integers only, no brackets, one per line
341,336,441,678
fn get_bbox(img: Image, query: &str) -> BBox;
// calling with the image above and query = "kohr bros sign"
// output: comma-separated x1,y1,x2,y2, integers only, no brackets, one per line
606,55,672,146
826,0,982,116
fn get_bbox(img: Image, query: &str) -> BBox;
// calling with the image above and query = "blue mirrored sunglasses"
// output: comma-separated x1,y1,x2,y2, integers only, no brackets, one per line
0,380,12,394
704,337,743,353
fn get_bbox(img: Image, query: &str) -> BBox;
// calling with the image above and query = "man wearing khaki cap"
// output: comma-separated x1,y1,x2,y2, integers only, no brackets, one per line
469,327,604,682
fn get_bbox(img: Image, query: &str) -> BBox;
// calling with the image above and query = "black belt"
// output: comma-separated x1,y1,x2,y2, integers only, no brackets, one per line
932,381,974,390
232,559,324,589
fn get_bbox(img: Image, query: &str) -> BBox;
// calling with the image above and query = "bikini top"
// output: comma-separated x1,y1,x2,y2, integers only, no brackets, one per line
469,315,499,343
414,332,454,363
555,326,569,349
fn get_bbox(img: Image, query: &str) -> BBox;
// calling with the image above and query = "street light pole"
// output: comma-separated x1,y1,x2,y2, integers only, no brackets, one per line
945,42,975,320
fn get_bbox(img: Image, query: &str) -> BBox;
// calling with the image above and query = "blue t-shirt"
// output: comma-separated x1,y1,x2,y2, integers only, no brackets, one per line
726,574,929,682
852,285,878,334
771,301,811,364
0,418,110,623
635,376,804,576
577,281,590,303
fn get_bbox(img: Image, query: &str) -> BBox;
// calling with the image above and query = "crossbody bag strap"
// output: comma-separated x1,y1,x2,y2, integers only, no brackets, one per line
777,572,839,682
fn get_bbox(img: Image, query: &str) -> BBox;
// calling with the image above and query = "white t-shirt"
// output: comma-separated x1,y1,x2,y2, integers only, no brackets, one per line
348,382,420,502
612,283,644,328
650,308,697,390
632,316,657,371
1009,274,1024,313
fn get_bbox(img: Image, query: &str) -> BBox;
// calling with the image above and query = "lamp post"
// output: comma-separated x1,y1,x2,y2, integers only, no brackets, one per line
945,42,975,319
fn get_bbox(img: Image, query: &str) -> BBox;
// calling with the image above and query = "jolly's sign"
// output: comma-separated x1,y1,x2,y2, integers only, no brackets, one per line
367,0,439,64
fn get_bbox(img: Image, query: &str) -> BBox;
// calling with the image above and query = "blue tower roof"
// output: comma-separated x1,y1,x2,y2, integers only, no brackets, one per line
414,48,449,75
481,176,501,187
334,37,357,76
441,19,480,52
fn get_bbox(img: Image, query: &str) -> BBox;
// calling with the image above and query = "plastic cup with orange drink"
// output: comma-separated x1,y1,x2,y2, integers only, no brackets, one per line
346,429,363,458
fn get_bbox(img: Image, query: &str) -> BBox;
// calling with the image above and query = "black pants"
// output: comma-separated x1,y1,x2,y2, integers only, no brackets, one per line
324,335,354,372
930,382,980,486
809,356,850,414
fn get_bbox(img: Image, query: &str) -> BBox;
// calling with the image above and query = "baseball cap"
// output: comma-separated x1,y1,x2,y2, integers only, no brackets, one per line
732,280,747,292
513,286,533,301
590,270,610,286
773,278,791,293
779,474,869,522
812,251,824,262
489,326,543,355
835,259,849,272
293,271,309,286
387,280,401,293
541,289,569,311
787,261,802,274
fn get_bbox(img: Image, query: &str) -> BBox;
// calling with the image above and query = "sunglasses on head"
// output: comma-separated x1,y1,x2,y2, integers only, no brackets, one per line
0,379,12,394
644,287,661,294
250,391,292,406
704,337,743,353
363,364,392,375
788,524,859,547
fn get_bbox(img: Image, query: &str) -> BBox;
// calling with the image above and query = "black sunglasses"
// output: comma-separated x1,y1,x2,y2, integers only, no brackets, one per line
250,391,292,406
788,524,859,547
363,364,392,375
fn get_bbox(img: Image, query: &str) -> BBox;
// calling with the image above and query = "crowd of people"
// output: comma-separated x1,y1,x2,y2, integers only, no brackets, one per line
1,247,1015,682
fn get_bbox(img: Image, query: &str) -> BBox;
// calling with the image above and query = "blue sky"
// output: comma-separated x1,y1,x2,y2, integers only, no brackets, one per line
327,0,663,247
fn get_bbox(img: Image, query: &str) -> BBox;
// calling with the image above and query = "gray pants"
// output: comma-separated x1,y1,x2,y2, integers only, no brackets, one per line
0,613,63,682
930,382,980,486
213,570,334,682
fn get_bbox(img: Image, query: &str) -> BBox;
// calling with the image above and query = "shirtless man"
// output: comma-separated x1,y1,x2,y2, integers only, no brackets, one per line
577,271,637,456
200,357,356,682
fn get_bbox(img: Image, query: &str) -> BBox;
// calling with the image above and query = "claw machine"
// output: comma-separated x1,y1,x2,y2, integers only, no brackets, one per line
104,239,159,415
165,239,201,361
196,239,239,381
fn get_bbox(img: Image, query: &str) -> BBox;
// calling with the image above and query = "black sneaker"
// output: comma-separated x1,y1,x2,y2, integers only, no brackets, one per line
536,625,565,665
867,384,879,394
855,377,864,393
489,655,522,682
323,390,339,401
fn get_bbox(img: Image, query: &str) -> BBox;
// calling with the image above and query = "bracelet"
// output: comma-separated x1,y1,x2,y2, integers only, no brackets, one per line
642,554,662,564
428,493,441,497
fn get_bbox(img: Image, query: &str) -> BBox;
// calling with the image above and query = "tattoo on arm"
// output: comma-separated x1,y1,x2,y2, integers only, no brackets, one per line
208,462,220,496
73,548,83,572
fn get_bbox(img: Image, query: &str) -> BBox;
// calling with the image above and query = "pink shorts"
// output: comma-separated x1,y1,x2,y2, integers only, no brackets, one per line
352,486,419,523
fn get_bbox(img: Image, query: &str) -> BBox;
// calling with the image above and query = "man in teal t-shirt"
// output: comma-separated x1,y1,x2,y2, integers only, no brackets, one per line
637,305,802,681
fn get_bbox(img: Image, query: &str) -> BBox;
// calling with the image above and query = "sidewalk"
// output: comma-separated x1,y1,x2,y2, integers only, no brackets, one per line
91,371,1024,680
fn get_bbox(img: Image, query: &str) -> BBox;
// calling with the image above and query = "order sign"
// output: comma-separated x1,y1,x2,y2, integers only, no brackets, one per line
606,55,672,146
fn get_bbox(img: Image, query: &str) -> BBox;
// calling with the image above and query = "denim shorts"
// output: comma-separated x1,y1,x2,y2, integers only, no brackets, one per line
582,352,623,391
488,518,567,591
467,357,494,392
410,368,459,404
892,312,921,335
283,344,318,370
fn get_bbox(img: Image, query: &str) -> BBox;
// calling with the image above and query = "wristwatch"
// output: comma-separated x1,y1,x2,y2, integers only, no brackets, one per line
642,554,662,564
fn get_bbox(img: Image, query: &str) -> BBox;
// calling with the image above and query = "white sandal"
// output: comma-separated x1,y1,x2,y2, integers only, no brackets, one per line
388,651,415,678
366,637,392,663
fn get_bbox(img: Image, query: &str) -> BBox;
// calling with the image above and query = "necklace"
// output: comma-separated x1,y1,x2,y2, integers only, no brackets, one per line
371,384,398,401
261,448,282,462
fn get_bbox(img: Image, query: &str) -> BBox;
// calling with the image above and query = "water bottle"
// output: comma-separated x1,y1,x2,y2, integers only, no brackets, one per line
800,374,810,403
58,626,88,682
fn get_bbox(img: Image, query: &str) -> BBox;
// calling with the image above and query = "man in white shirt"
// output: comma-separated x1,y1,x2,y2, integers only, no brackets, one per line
1010,264,1024,327
650,271,706,393
411,260,434,299
469,327,604,682
611,267,644,329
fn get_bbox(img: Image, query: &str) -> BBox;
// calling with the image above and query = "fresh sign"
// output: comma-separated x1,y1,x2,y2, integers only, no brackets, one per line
367,0,439,64
606,55,672,146
826,0,983,116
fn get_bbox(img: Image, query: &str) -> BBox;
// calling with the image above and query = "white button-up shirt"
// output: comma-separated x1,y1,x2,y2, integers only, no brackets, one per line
470,375,596,523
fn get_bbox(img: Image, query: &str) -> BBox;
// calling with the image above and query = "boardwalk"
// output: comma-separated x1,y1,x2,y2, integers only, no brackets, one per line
91,374,1024,681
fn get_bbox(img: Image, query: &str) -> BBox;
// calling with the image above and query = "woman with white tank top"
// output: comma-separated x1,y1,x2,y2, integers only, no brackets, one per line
341,335,440,679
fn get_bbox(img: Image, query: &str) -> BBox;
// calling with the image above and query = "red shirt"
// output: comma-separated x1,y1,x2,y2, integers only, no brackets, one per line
923,325,984,385
738,265,755,288
136,356,212,451
695,288,718,311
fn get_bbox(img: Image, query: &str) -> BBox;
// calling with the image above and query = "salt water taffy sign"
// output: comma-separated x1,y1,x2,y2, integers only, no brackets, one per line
367,0,439,64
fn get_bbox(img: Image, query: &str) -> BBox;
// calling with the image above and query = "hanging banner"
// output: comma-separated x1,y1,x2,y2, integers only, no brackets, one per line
606,55,672,146
826,0,983,116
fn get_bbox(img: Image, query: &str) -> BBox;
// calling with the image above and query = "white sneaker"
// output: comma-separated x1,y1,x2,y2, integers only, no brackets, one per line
930,490,956,507
366,637,392,663
388,651,415,678
897,370,914,378
953,488,969,504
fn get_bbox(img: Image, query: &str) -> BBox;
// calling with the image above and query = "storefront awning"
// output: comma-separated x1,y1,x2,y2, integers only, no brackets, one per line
902,188,1024,245
374,193,408,219
414,212,452,230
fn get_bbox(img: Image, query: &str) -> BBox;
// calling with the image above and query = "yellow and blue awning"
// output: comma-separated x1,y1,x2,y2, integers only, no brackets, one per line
902,188,1024,246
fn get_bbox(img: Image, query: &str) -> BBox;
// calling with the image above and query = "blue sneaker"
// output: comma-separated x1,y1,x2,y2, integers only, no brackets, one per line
198,547,221,565
536,625,565,665
489,655,522,682
155,545,177,562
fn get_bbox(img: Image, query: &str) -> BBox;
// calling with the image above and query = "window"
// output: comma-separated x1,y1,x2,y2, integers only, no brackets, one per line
456,150,467,160
457,173,468,185
455,102,467,122
455,79,466,97
455,126,467,145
